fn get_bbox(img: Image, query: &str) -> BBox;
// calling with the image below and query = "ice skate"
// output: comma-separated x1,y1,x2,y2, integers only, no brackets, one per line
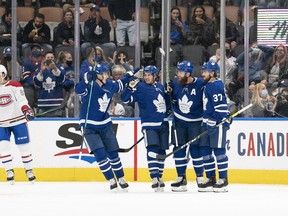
6,169,15,185
196,176,204,190
151,177,160,192
213,177,228,193
26,169,36,183
171,175,187,192
118,177,129,192
109,178,118,191
198,176,216,192
158,178,165,192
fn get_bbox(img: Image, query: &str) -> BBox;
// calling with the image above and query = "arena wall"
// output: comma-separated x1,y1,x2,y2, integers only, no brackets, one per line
0,118,287,184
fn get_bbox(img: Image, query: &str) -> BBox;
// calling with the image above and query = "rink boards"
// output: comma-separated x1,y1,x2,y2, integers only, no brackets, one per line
0,118,287,184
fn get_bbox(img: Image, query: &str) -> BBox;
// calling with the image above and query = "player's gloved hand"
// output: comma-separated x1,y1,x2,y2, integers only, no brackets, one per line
84,69,97,84
128,77,140,91
223,117,232,129
206,118,217,135
126,67,141,77
166,80,174,93
21,105,35,121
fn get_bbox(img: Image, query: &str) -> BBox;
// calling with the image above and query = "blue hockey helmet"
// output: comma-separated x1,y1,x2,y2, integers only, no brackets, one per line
143,65,158,75
206,61,219,73
177,61,194,74
201,62,208,72
95,63,109,75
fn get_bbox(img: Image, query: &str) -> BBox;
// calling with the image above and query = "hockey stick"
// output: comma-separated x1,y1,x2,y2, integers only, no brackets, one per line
79,80,94,160
159,47,179,147
35,105,65,117
79,42,97,160
148,103,253,160
118,136,144,153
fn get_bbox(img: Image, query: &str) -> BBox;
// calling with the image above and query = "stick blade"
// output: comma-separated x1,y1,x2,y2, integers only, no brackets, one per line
148,151,166,159
118,148,131,153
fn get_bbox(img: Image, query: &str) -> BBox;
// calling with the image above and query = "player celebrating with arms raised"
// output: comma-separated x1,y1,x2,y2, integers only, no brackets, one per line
75,63,138,191
0,64,36,184
200,61,231,192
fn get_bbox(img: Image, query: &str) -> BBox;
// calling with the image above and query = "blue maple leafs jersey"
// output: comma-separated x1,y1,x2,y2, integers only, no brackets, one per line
121,81,167,129
202,79,229,123
75,77,128,129
172,77,206,126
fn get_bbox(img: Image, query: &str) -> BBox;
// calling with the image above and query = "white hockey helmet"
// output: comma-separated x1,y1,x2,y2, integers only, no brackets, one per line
0,64,7,78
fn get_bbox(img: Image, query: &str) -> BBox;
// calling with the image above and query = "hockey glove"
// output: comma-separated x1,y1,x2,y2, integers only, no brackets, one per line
165,80,174,93
223,117,232,129
126,67,141,77
128,78,140,91
84,70,97,84
21,105,35,121
206,118,217,135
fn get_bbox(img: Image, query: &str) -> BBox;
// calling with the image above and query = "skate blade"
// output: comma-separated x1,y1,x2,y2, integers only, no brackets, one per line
213,186,228,193
117,187,129,193
198,187,214,192
171,186,187,192
8,180,15,185
154,188,163,192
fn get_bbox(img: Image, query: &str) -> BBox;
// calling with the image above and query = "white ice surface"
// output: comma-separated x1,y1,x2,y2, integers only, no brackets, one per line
0,181,287,216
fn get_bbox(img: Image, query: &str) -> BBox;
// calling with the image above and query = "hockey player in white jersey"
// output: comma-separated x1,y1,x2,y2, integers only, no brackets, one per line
75,63,138,191
0,64,36,184
121,65,169,192
200,61,231,192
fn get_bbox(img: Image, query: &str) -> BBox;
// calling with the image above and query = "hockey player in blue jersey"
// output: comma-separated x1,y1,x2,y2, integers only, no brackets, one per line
169,61,207,192
121,65,169,192
199,61,230,192
74,63,138,191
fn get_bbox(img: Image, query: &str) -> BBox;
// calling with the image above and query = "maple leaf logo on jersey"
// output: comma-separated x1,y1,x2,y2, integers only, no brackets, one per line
153,94,166,113
43,77,56,93
178,95,192,114
98,93,110,112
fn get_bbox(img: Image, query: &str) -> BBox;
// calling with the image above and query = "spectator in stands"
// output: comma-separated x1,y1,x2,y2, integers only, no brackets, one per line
54,9,84,48
159,6,189,66
22,44,44,110
110,50,134,71
38,0,58,7
0,9,23,55
188,6,215,48
108,0,136,46
62,0,95,12
56,51,75,117
22,13,52,53
0,46,22,81
33,51,66,117
250,82,275,117
190,0,218,13
232,0,256,25
265,44,288,87
80,46,111,80
109,65,134,117
209,42,238,88
81,5,116,58
236,42,274,84
274,87,288,117
213,11,241,45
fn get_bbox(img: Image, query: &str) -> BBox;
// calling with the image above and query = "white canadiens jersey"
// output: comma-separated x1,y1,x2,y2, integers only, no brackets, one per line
0,81,28,127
